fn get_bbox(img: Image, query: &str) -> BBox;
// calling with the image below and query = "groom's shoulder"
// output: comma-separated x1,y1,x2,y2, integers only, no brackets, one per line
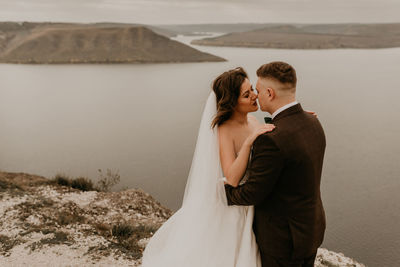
255,119,294,147
254,129,280,149
275,109,317,128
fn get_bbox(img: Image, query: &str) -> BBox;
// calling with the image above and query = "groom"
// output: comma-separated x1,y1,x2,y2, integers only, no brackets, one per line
225,61,326,267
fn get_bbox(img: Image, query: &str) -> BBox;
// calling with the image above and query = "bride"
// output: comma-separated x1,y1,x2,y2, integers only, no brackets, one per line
141,67,275,267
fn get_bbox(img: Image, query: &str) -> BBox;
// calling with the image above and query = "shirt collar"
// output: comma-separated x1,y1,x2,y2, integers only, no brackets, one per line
271,101,299,119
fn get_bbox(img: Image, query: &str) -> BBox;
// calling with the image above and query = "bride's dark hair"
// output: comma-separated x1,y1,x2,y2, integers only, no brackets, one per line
211,67,248,129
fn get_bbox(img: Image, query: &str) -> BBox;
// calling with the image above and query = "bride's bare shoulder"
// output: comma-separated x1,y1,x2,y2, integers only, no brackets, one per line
219,121,240,143
218,121,233,136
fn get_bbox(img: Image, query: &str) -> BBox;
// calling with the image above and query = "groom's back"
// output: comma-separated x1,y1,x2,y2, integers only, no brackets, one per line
267,110,325,214
255,104,326,260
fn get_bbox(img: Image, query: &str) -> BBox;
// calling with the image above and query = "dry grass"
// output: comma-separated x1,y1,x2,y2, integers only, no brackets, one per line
52,173,96,192
53,174,70,186
0,170,173,265
70,177,95,192
0,175,26,199
108,223,160,260
28,231,71,252
15,197,55,221
57,211,86,226
0,234,22,256
52,170,120,192
96,169,120,192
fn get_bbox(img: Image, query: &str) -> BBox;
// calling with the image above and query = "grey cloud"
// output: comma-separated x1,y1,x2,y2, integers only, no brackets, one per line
0,0,399,24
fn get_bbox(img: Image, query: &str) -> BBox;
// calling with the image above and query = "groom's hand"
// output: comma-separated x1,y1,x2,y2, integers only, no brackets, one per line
305,110,317,117
224,134,284,206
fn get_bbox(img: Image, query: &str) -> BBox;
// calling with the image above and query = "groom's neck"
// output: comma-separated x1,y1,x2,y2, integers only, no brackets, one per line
269,98,296,115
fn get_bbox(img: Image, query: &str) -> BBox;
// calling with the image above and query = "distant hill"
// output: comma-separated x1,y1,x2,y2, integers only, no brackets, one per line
0,21,177,38
0,22,225,64
191,23,400,49
153,23,278,35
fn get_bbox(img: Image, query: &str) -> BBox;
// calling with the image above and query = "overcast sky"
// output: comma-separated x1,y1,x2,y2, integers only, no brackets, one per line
0,0,399,25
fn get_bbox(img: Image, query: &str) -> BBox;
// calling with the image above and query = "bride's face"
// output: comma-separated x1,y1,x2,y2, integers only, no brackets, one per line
235,78,258,113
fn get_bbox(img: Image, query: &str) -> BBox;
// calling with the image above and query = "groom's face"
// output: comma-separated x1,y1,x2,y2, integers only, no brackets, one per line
256,77,275,112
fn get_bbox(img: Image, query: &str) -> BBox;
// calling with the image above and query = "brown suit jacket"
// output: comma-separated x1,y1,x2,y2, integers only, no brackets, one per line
225,103,326,261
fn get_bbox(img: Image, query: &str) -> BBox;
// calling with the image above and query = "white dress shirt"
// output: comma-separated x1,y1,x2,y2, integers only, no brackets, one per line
271,101,299,119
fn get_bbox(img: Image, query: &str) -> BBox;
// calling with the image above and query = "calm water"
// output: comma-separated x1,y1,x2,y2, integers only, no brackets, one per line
1,35,399,266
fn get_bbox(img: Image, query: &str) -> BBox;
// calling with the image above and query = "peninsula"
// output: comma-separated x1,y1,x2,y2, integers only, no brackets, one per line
0,22,225,64
191,23,400,49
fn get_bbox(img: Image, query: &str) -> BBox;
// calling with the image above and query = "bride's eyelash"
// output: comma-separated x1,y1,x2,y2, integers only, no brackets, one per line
243,88,254,98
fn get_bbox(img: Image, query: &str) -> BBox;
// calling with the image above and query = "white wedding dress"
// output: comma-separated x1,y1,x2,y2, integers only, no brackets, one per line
141,91,261,267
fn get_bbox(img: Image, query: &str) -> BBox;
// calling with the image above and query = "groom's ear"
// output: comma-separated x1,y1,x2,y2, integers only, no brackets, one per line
267,87,275,99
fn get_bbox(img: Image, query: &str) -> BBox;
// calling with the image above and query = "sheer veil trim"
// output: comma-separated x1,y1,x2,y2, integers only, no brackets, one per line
182,90,228,207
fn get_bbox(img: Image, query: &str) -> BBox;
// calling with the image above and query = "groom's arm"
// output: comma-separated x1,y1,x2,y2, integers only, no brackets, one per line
224,134,284,206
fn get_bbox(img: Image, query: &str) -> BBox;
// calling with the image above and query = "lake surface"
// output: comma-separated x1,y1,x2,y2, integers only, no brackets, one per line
1,35,399,266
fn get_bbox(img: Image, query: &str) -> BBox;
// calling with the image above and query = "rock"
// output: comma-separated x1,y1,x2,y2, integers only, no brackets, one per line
0,171,364,266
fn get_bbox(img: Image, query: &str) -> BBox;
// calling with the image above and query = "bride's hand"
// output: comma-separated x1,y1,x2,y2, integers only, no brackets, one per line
306,110,318,117
245,124,276,147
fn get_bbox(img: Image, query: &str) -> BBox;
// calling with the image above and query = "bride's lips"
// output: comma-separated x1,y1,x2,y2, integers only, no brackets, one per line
252,101,257,106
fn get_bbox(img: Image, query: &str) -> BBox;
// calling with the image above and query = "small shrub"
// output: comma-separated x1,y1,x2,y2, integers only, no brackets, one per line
29,231,70,251
16,198,55,221
70,177,95,191
0,180,8,190
0,177,25,193
112,223,134,239
96,168,120,192
20,226,56,237
93,222,112,238
109,223,160,260
37,196,54,207
53,173,96,192
57,212,85,226
130,224,159,240
52,169,120,192
111,223,159,240
52,231,69,242
53,174,70,186
0,235,22,256
40,228,54,235
94,222,111,232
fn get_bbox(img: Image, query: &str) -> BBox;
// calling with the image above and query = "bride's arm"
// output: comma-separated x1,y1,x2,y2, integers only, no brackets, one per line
219,128,250,187
219,123,275,187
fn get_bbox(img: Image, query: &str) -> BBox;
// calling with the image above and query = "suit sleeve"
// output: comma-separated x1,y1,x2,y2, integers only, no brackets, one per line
224,133,284,206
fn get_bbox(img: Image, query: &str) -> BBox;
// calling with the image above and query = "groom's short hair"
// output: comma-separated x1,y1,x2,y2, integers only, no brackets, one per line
257,61,297,89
